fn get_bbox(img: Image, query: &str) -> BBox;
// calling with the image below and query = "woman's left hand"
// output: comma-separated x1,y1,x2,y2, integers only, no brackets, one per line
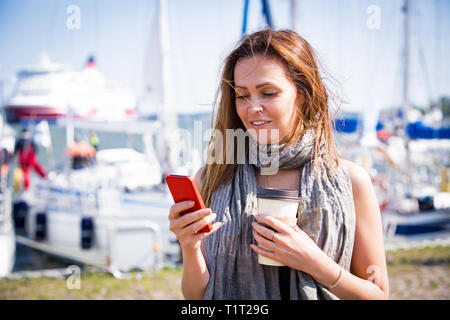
250,214,325,274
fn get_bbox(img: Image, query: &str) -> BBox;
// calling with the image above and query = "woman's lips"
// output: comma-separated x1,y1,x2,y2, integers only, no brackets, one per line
249,121,272,129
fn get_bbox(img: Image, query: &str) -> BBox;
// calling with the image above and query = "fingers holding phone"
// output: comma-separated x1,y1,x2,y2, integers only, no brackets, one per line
166,174,223,252
168,200,222,252
169,202,211,231
168,200,197,220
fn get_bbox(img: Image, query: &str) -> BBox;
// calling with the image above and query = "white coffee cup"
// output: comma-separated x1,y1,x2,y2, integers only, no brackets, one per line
256,188,300,266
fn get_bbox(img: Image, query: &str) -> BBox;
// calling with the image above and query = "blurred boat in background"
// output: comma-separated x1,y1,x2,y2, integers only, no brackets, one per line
334,104,450,250
0,189,14,278
8,0,203,277
12,117,202,277
334,0,450,250
4,54,137,123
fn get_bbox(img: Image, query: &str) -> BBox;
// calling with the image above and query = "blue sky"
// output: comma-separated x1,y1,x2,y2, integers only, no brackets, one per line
0,0,449,115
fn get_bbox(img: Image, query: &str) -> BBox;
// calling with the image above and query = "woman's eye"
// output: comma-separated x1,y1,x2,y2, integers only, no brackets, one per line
236,92,277,99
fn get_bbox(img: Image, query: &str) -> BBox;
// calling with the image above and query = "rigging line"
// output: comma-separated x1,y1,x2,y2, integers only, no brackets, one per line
368,1,396,110
410,1,431,109
94,0,99,58
45,0,59,55
133,0,144,94
136,0,154,107
380,1,397,109
410,0,429,108
413,0,434,109
256,0,265,31
391,0,404,109
140,1,158,105
417,43,434,109
434,0,443,101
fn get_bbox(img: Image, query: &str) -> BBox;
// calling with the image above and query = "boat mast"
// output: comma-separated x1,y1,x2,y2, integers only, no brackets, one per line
156,0,179,175
402,0,412,190
159,0,174,126
241,0,274,35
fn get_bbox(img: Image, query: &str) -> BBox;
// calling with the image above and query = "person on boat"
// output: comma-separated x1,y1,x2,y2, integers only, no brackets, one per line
89,132,99,151
168,29,389,300
65,138,97,170
13,128,46,190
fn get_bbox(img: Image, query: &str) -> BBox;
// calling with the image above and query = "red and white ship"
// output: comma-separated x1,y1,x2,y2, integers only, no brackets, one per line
4,55,137,122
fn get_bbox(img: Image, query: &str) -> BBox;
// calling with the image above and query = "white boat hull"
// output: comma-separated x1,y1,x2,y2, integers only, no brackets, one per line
16,187,179,273
0,230,15,277
382,208,450,250
0,189,16,278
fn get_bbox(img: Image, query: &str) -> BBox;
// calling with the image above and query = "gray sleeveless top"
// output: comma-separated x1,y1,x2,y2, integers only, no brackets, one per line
203,130,356,299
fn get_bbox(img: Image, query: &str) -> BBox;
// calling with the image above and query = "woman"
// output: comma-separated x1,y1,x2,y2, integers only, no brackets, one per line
168,29,389,300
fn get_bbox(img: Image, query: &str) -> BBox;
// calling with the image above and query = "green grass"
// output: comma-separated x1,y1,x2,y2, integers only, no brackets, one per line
1,245,449,299
386,245,450,266
0,267,184,300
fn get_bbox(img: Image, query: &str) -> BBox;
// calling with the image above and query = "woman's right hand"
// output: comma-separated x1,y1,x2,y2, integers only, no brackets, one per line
168,200,222,253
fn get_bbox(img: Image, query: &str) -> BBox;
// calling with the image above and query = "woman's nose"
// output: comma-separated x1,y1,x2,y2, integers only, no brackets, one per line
248,98,263,114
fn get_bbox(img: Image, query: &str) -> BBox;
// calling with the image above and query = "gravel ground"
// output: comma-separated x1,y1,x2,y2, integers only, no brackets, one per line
386,245,450,300
388,264,450,299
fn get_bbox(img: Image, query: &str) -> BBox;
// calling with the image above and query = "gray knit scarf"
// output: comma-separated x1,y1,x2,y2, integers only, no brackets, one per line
203,129,356,300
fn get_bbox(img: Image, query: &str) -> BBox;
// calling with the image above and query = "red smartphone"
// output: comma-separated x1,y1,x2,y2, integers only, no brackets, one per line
165,174,213,233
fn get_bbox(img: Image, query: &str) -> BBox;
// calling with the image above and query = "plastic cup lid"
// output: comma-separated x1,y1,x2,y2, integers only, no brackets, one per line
257,187,300,201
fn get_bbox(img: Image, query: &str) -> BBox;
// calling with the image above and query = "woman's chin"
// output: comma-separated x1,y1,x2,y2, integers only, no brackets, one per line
254,131,281,145
246,130,268,145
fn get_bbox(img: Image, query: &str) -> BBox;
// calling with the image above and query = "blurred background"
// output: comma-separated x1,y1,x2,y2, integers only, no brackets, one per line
0,0,449,300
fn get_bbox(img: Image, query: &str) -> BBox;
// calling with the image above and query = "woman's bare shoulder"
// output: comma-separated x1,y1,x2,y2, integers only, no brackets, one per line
341,159,373,193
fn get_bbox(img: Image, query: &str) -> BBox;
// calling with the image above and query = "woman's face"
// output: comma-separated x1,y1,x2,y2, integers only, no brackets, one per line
234,55,303,144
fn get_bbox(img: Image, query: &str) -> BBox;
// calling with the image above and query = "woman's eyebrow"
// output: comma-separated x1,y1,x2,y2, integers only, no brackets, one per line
235,82,275,90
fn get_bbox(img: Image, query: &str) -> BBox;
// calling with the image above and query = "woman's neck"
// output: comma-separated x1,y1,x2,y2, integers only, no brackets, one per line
256,167,300,190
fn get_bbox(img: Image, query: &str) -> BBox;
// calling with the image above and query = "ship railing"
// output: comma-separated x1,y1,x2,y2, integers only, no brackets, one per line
33,181,122,217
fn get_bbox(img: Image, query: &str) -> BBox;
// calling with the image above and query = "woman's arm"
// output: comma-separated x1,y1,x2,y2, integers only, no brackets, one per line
327,160,389,299
181,241,210,299
251,160,389,299
337,160,389,298
305,161,389,299
179,166,221,299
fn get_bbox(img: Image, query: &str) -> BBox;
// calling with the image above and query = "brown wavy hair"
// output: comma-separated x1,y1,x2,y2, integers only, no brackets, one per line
199,29,341,207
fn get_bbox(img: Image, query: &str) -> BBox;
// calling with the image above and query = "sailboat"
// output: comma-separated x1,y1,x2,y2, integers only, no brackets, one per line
331,0,450,248
379,0,449,246
12,120,175,277
284,0,450,248
11,0,201,276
